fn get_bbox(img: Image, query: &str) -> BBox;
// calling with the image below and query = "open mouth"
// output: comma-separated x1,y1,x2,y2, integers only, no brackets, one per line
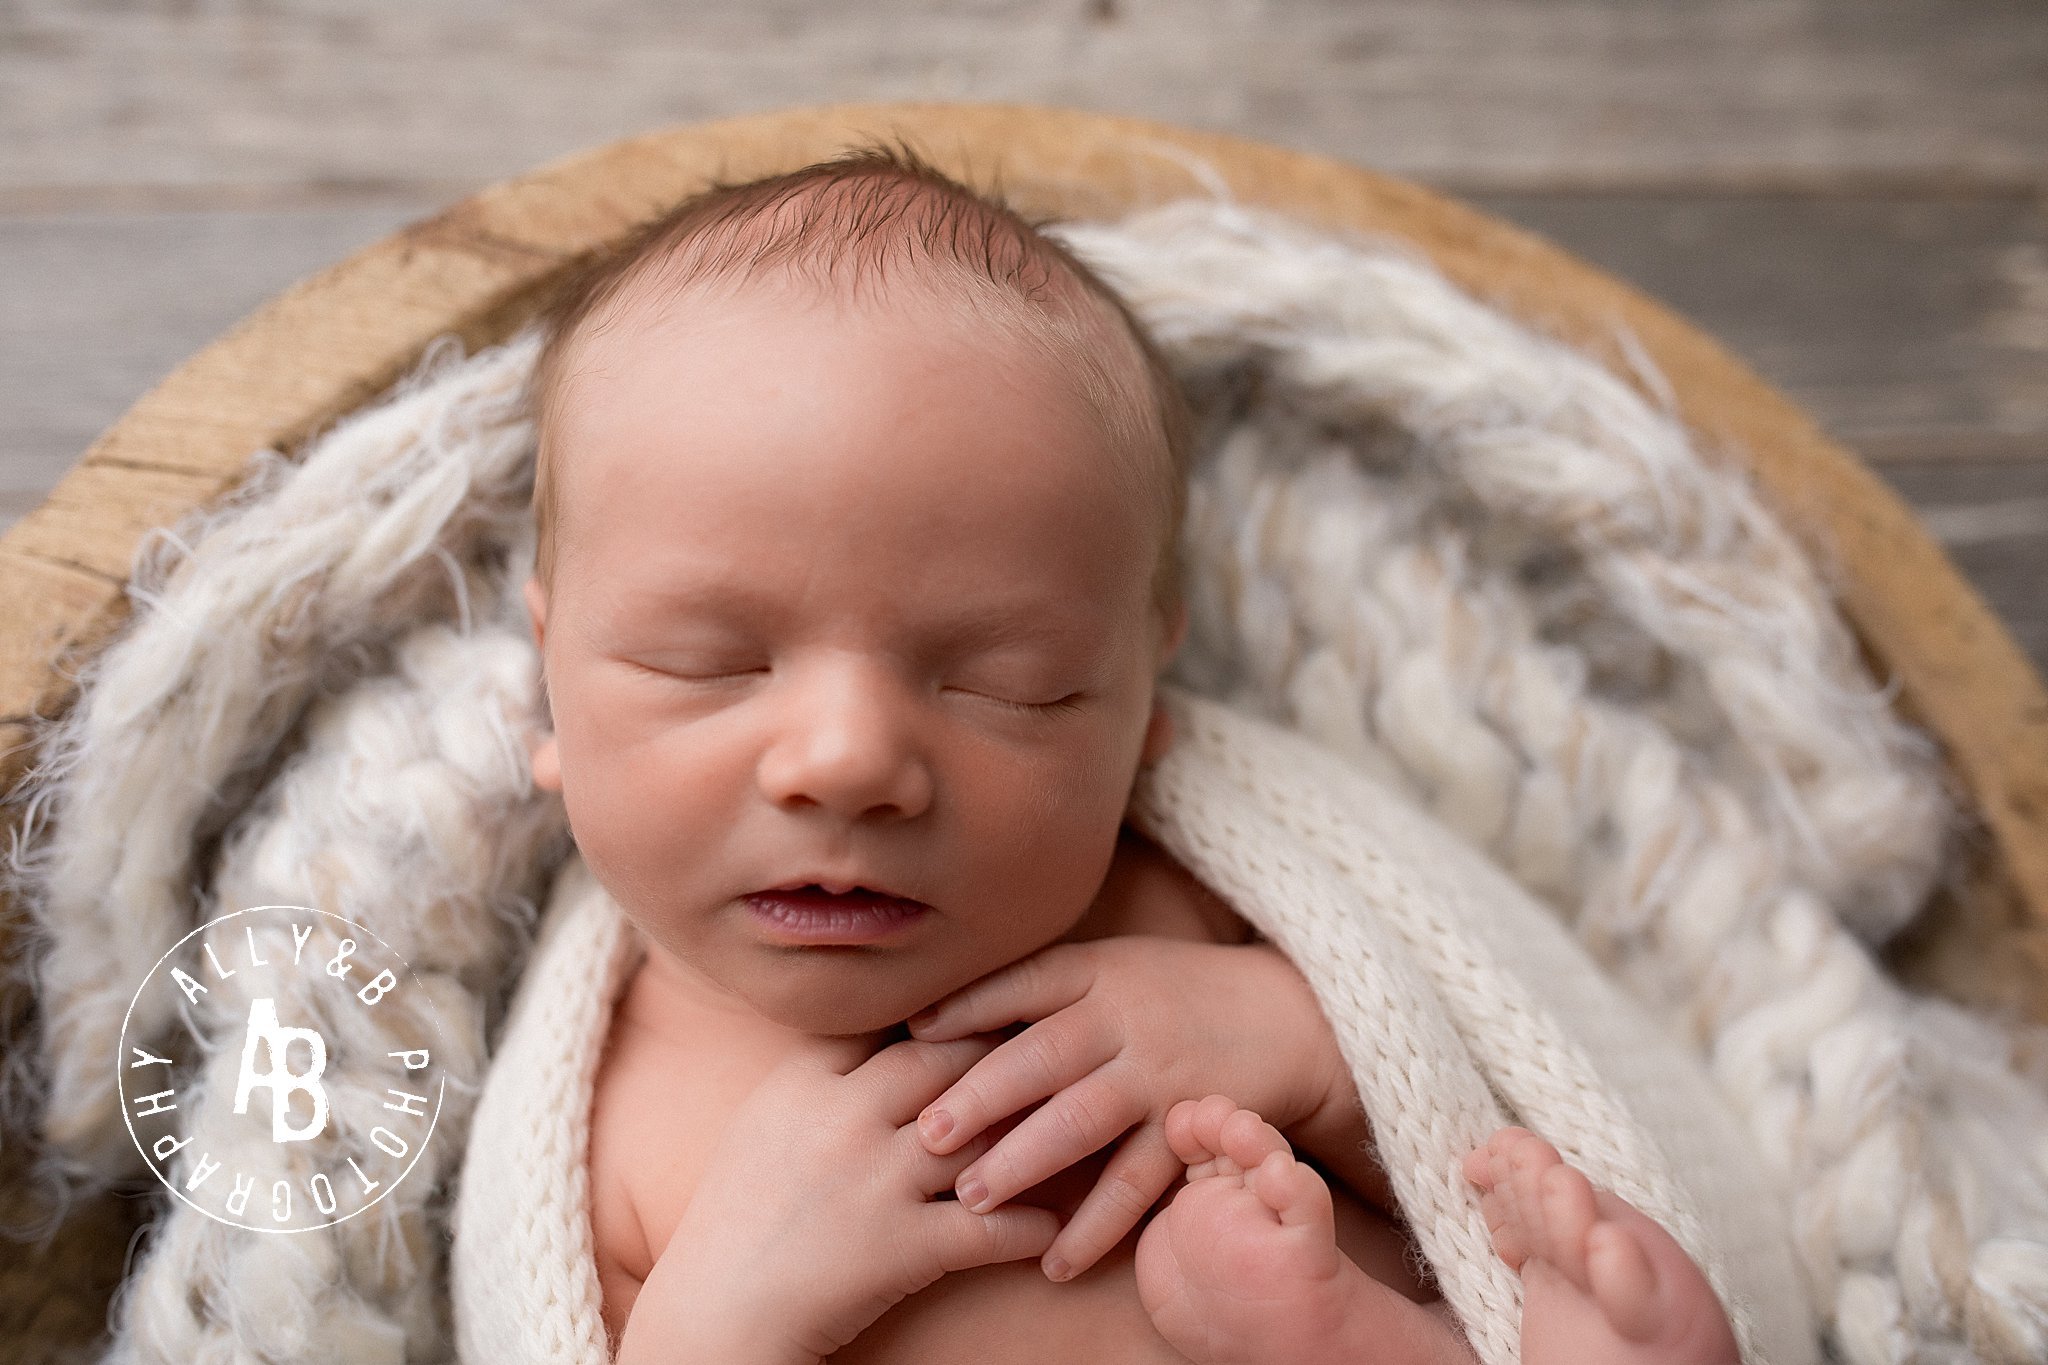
743,885,931,944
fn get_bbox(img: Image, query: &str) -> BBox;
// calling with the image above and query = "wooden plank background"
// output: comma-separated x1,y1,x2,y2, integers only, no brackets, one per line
0,6,2042,1357
2,0,2043,674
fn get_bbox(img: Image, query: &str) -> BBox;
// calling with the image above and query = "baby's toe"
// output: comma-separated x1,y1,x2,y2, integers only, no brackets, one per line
1476,1126,1539,1175
1169,1094,1253,1178
1478,1178,1532,1270
1501,1127,1562,1179
1502,1138,1553,1239
1249,1147,1335,1233
1216,1107,1292,1173
1164,1099,1208,1163
1586,1220,1664,1342
1532,1161,1600,1292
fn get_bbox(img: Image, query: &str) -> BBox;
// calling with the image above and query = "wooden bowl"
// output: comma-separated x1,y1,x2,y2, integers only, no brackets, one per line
3,101,2043,1362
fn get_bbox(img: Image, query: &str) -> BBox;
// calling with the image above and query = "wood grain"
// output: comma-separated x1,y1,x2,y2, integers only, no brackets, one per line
2,0,2042,200
1878,457,2048,675
1470,191,2048,457
0,203,435,522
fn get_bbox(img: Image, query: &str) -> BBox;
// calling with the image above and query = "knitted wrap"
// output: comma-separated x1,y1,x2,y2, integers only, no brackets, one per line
5,196,2045,1363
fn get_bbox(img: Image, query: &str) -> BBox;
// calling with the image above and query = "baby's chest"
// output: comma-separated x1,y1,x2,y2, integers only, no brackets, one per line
588,995,1417,1362
589,1023,1156,1364
592,1021,1112,1280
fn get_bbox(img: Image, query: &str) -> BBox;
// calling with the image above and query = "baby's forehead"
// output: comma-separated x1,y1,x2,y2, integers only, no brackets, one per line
578,261,1081,366
555,270,1136,464
542,253,1167,576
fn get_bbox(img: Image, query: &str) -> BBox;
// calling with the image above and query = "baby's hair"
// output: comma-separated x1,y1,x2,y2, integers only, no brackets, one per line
525,134,1193,634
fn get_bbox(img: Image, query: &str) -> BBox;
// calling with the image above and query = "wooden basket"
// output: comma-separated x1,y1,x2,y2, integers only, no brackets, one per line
3,101,2044,1363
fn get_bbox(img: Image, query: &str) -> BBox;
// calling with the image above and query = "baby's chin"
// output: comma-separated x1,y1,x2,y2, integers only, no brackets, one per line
747,986,935,1039
704,957,958,1039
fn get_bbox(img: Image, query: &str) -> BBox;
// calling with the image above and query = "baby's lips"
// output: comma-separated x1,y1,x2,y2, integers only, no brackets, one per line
752,872,930,903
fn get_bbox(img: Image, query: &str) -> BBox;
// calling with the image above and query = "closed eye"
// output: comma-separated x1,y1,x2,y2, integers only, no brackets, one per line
629,661,765,683
628,664,1083,714
955,688,1086,715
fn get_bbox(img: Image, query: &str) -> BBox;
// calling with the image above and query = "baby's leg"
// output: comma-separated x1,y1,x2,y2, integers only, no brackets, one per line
1464,1128,1741,1365
1133,1095,1476,1365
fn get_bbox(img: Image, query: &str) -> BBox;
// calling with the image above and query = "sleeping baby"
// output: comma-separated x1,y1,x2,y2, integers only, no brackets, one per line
516,139,1742,1365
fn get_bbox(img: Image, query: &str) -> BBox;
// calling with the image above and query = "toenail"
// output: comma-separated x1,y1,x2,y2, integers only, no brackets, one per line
959,1177,988,1212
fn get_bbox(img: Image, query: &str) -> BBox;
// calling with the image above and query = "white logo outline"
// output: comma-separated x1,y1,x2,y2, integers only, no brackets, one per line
116,904,448,1235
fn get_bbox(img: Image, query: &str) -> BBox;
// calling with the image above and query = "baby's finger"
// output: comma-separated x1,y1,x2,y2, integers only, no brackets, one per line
1038,1123,1182,1282
915,1007,1117,1155
952,1065,1144,1214
900,1127,998,1200
853,1035,1001,1124
906,942,1094,1042
917,1202,1062,1279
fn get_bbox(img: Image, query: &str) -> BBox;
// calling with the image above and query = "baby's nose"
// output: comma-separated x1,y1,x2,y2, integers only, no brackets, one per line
755,674,934,820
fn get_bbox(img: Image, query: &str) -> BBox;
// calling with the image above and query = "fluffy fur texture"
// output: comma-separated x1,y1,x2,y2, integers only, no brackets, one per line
3,196,2044,1363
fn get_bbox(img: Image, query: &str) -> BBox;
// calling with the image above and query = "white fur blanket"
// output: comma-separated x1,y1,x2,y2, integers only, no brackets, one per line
9,196,2048,1365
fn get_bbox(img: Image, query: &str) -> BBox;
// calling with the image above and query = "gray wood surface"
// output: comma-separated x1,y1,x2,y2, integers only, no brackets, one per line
1,0,2042,673
1476,192,2048,461
0,202,433,520
4,0,2042,197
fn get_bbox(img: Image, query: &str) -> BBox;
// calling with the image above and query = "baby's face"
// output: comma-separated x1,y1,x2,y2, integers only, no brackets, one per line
527,276,1182,1037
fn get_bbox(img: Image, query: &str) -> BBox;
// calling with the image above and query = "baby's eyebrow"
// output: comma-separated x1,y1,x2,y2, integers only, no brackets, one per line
622,579,1098,652
921,610,1098,657
618,580,771,618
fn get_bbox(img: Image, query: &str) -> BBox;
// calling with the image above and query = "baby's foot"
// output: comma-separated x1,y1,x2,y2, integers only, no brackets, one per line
1463,1128,1740,1365
1134,1095,1470,1365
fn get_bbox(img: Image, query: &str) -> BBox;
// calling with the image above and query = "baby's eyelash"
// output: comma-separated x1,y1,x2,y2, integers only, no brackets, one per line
633,663,1082,715
982,692,1085,715
632,662,762,684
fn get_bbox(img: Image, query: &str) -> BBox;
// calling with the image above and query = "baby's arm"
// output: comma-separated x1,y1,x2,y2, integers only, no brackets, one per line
1252,958,1397,1216
617,1034,1060,1365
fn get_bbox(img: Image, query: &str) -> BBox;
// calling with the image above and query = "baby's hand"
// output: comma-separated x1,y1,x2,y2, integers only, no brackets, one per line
615,1034,1061,1365
905,934,1341,1286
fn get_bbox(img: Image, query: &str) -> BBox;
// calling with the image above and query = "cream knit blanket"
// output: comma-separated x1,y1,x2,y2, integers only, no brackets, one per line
10,196,2048,1364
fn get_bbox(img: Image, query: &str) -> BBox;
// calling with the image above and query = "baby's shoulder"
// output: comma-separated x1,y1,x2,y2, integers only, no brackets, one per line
1106,830,1255,946
589,961,812,1244
588,963,784,1340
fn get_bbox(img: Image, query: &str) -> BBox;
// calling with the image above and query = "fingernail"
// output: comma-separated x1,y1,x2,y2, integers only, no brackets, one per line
920,1108,954,1146
907,1008,938,1033
1045,1256,1071,1282
958,1176,988,1212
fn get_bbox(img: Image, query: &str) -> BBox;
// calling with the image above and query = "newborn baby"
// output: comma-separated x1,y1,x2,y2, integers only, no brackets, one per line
517,140,1740,1365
